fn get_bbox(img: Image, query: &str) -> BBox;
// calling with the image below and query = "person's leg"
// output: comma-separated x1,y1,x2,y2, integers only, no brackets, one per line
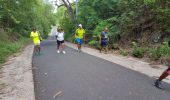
155,67,170,88
100,40,104,53
158,71,169,81
100,46,103,53
34,45,39,55
38,45,41,54
34,45,37,54
75,38,80,51
61,41,66,54
76,38,82,52
57,40,61,53
78,39,83,52
104,46,108,54
62,43,66,54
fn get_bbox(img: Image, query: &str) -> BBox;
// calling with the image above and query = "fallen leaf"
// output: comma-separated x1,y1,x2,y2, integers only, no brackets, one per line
53,91,62,98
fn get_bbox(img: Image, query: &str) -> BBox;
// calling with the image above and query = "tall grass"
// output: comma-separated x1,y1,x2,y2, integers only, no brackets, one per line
0,37,30,63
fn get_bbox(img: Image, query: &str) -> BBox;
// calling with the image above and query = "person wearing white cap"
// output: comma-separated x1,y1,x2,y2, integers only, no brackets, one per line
75,24,85,52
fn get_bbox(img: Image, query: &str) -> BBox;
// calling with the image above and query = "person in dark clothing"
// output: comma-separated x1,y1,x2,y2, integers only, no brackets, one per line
100,27,109,54
154,40,170,88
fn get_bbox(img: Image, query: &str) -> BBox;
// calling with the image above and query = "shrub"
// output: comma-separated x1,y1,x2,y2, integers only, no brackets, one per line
112,44,119,50
132,46,145,58
159,43,170,56
88,40,97,46
148,48,161,60
120,50,128,56
160,55,170,65
93,20,111,36
0,37,29,63
88,40,100,49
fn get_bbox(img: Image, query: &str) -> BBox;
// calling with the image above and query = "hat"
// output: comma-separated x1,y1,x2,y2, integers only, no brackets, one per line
78,24,82,28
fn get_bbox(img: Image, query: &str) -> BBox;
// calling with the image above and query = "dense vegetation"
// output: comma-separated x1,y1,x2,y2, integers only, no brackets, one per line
0,0,56,63
57,0,170,64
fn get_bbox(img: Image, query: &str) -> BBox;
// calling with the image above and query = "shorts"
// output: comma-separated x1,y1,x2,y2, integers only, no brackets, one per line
166,66,170,74
101,40,108,47
34,42,40,46
33,39,40,45
75,38,83,44
57,40,64,46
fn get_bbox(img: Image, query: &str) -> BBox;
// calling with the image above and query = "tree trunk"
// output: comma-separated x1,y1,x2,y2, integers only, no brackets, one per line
61,0,74,22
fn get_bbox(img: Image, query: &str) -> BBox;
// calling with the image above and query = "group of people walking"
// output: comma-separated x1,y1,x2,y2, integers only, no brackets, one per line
30,24,170,89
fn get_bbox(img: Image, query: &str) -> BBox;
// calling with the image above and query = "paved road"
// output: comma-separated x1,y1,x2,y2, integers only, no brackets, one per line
33,40,170,100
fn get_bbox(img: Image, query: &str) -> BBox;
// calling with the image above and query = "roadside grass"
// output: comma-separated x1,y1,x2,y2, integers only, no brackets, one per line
0,37,30,64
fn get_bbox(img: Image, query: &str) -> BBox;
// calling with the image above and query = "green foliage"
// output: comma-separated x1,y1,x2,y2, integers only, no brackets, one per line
0,37,29,63
0,0,56,63
88,40,97,46
59,18,75,41
57,0,170,63
159,44,170,56
93,21,111,36
132,46,145,58
0,0,56,37
120,50,128,56
112,44,119,50
148,48,161,60
88,40,100,49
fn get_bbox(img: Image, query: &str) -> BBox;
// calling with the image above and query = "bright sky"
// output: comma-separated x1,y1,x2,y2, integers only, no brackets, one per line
45,0,75,13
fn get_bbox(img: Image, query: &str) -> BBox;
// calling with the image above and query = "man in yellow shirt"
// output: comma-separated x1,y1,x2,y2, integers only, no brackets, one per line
75,24,85,52
30,28,41,55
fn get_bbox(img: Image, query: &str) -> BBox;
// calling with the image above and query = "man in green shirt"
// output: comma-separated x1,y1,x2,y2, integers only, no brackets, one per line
75,24,85,52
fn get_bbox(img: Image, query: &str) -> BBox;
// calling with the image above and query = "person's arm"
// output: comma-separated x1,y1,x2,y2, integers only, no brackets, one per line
30,32,33,38
37,31,42,41
83,29,85,41
63,32,65,40
55,32,58,38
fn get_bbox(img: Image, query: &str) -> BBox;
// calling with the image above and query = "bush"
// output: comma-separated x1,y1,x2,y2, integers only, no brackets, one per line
88,40,97,46
93,20,111,36
160,55,170,65
88,40,100,49
132,46,145,58
112,44,119,50
0,37,29,63
120,50,128,56
159,43,170,56
148,48,161,60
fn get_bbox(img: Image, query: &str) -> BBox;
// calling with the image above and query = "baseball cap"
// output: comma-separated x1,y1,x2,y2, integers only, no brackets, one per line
78,24,82,27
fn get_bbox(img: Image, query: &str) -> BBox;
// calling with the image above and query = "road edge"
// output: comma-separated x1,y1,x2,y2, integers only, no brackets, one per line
65,42,170,84
0,44,35,100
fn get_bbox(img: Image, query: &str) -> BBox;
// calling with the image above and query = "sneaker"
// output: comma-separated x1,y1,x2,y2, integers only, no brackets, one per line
62,51,66,54
57,50,60,53
154,79,162,89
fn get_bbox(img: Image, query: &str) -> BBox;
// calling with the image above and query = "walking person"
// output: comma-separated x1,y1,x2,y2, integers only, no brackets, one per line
99,27,109,54
30,27,41,55
154,40,170,88
75,24,85,52
56,28,66,54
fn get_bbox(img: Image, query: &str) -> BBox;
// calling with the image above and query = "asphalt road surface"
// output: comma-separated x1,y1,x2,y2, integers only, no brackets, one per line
33,40,170,100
